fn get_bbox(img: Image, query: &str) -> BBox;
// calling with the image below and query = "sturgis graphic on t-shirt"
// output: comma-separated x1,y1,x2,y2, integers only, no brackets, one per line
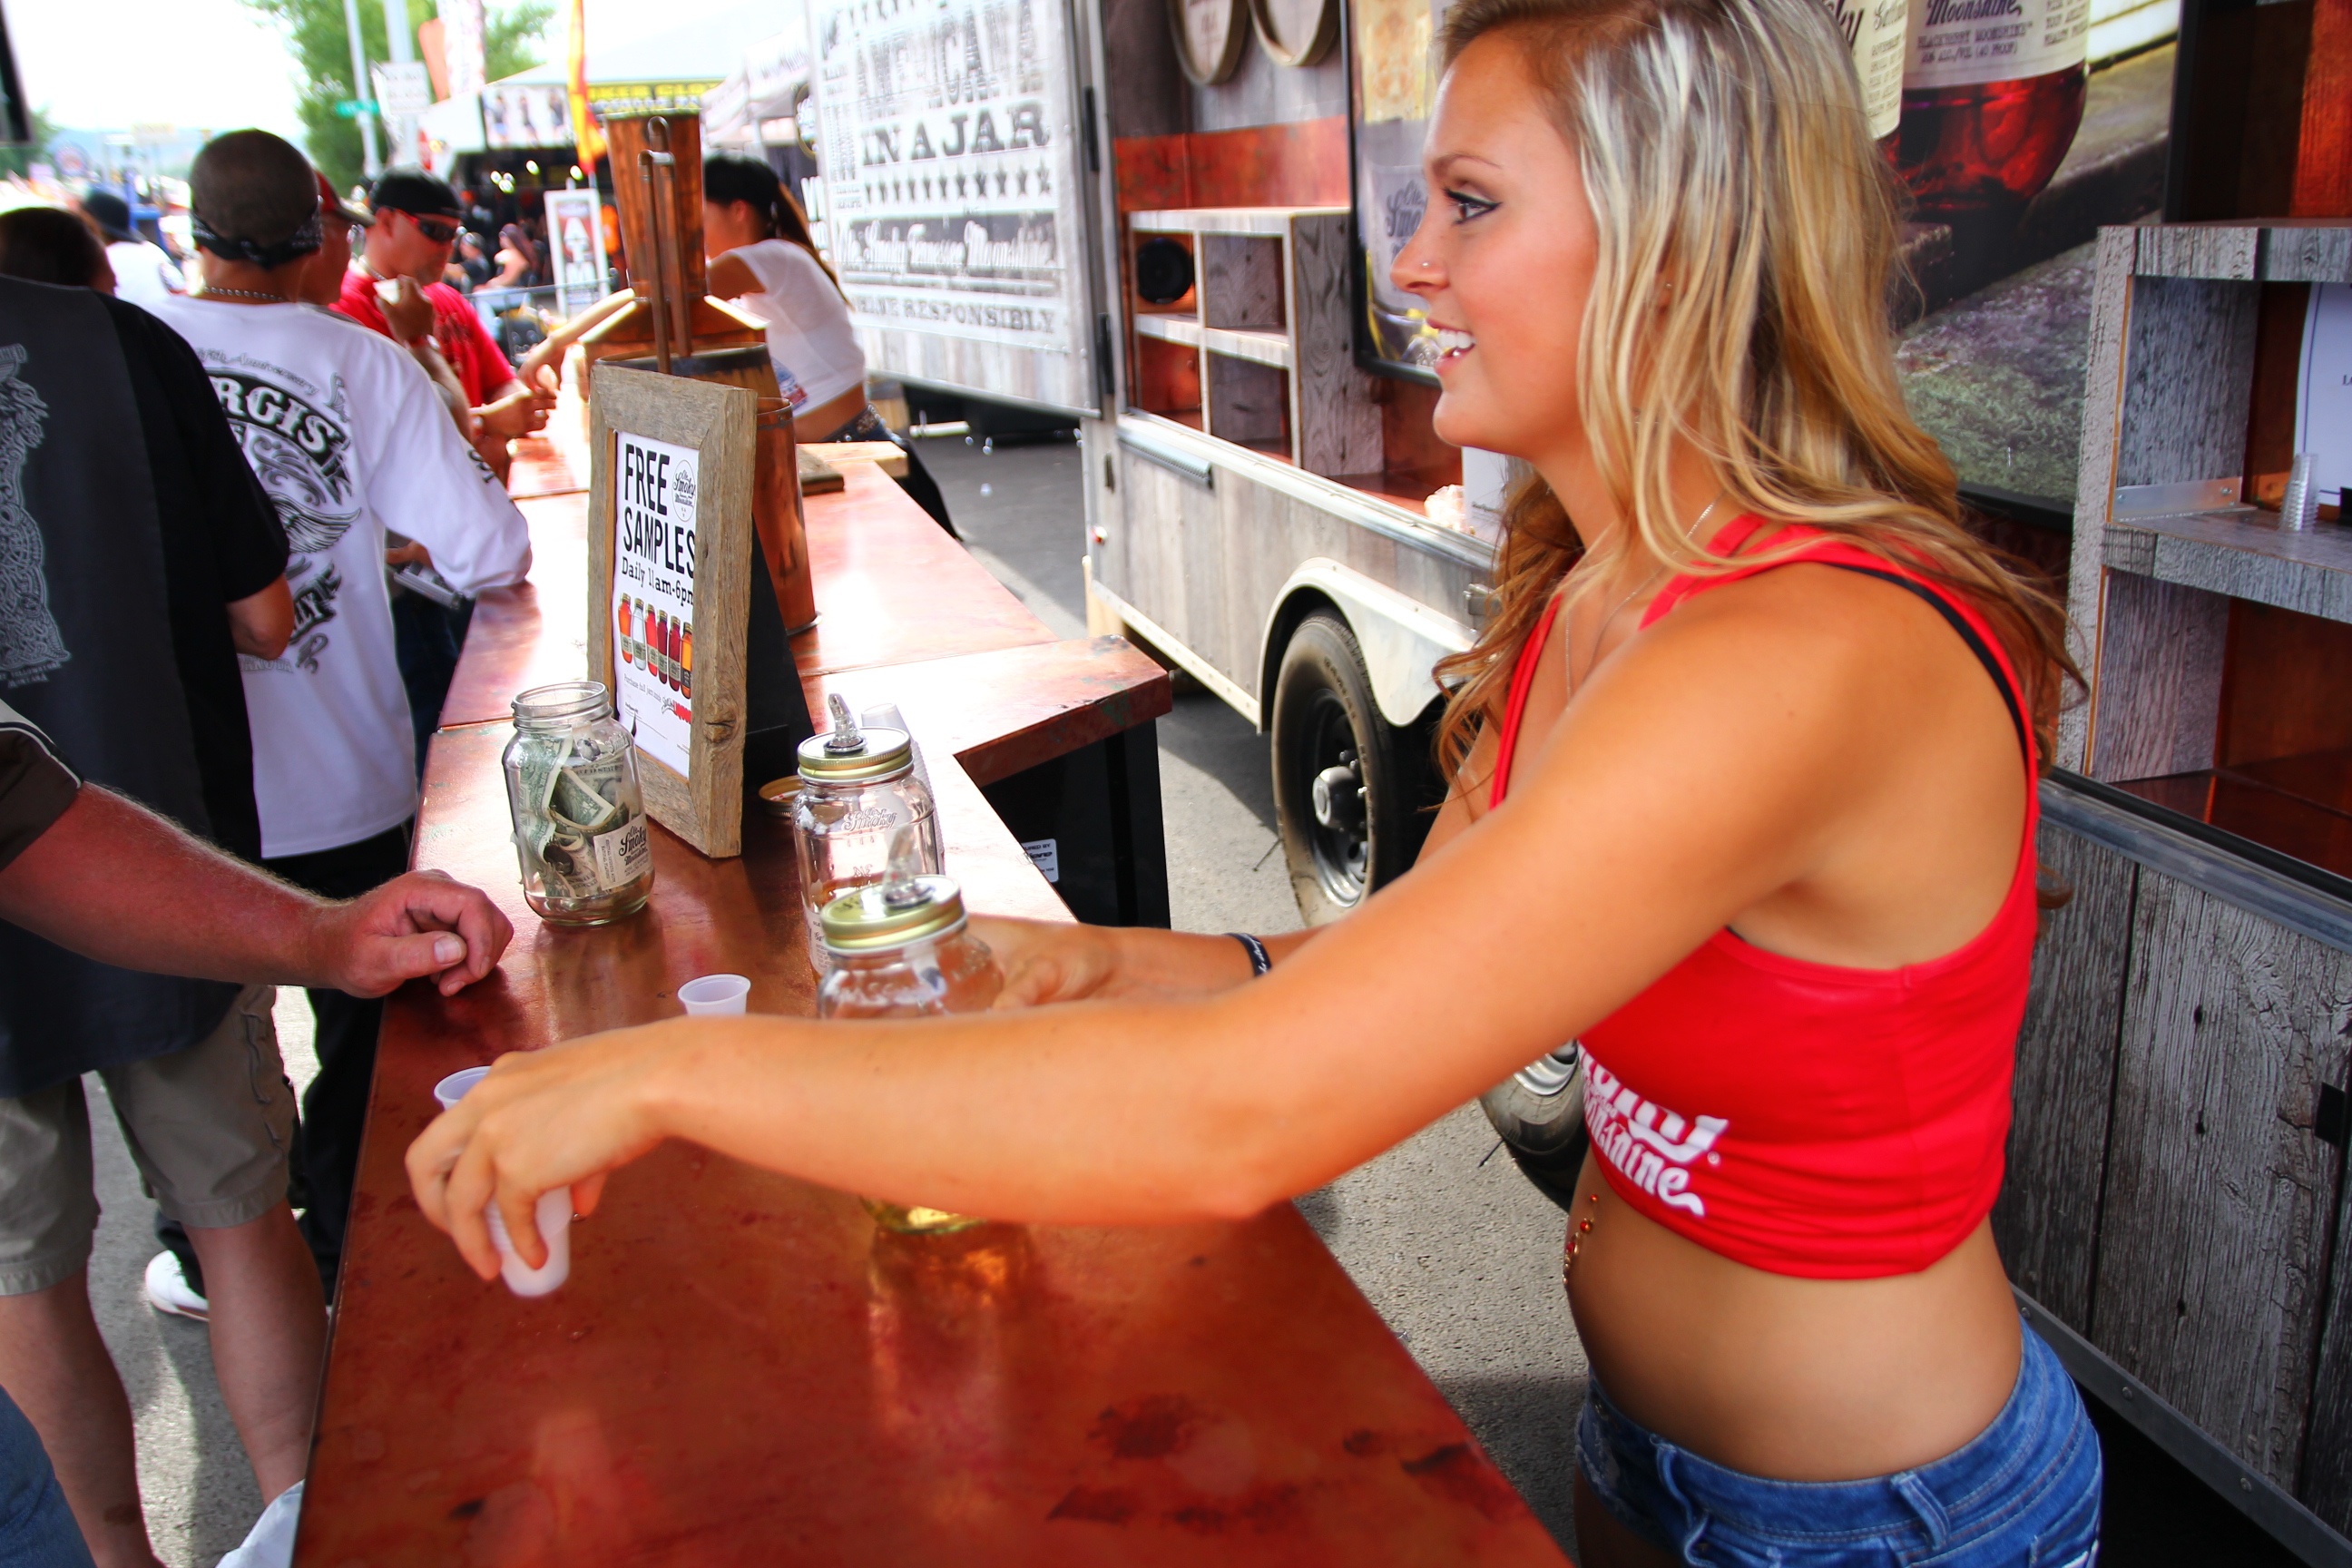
203,356,358,675
0,345,68,689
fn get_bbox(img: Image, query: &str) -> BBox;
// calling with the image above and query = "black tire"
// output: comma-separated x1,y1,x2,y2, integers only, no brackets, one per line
1269,613,1431,926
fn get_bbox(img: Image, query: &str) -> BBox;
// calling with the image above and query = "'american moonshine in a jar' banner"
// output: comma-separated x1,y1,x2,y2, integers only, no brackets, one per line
611,431,699,779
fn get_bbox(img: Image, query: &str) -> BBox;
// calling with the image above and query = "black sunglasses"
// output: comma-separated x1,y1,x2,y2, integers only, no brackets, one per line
404,214,460,245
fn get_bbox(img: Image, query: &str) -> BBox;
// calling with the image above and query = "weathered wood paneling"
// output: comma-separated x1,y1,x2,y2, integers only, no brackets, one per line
1187,28,1347,132
2114,276,2260,489
2090,869,2352,1488
2061,227,2140,773
1205,351,1288,446
1996,825,2139,1332
2085,570,2230,782
1289,211,1382,477
1200,233,1284,328
1106,426,1483,702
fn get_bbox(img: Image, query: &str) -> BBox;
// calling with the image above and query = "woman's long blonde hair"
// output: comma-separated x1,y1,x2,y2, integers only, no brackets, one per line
1431,0,2076,779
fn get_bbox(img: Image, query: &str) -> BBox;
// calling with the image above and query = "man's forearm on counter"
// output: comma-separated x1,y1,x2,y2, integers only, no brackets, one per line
0,786,334,985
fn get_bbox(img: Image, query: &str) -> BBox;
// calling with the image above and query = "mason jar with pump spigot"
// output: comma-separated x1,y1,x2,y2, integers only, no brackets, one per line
817,867,1003,1232
793,694,944,969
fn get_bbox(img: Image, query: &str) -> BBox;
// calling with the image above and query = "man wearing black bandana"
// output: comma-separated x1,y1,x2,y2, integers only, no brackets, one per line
149,132,533,1311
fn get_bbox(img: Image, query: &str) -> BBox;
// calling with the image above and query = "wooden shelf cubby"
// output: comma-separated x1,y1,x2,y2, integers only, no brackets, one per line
2069,220,2352,873
1123,206,1379,477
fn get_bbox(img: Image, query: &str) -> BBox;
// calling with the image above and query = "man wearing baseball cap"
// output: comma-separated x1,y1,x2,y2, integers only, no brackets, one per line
146,126,531,1307
78,189,184,309
333,168,552,483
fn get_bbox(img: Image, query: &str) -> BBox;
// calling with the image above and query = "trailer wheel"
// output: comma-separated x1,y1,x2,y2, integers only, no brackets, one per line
1270,613,1427,925
1477,1045,1590,1214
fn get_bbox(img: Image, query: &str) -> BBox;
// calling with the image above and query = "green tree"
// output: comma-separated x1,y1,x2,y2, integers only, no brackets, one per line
240,0,553,191
0,105,58,181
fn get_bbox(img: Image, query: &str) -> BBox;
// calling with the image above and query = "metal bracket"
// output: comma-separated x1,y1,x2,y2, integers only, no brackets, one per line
1117,426,1215,488
2112,477,2245,521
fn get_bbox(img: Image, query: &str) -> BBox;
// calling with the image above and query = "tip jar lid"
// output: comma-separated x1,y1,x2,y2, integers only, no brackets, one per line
513,680,612,726
819,875,966,952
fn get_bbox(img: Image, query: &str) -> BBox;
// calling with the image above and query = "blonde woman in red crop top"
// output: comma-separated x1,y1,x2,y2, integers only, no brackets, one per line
407,1,2097,1561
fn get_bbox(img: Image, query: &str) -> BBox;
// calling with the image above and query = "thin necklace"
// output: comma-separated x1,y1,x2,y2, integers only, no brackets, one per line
1569,488,1729,695
195,286,288,303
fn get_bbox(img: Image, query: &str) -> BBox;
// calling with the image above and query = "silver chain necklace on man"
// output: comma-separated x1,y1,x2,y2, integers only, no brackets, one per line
194,287,288,303
1562,486,1730,1289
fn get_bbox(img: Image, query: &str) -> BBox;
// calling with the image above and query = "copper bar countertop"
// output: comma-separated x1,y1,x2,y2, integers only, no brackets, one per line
292,455,1568,1564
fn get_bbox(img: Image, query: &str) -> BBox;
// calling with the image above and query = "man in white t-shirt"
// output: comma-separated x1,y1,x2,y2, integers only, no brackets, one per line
80,190,186,309
151,130,532,1289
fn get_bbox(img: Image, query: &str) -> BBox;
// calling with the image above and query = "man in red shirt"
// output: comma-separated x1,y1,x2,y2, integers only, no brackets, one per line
331,169,553,482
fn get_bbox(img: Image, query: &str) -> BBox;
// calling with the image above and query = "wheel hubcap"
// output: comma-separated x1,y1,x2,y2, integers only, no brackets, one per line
1296,698,1369,905
1312,761,1365,831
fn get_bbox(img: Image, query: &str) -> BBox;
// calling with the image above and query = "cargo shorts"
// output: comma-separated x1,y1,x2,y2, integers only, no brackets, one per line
0,985,295,1295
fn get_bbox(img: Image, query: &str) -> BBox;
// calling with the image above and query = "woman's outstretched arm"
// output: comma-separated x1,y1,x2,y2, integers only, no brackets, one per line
407,578,1910,1280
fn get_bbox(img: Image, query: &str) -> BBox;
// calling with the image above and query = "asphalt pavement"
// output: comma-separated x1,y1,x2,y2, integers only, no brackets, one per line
81,428,1584,1563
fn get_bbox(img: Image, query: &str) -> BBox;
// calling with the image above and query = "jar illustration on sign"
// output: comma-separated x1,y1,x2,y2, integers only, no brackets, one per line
681,622,693,700
1894,0,2089,215
616,598,633,666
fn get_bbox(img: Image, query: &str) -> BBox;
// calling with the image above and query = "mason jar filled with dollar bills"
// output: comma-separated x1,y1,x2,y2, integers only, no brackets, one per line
502,681,654,926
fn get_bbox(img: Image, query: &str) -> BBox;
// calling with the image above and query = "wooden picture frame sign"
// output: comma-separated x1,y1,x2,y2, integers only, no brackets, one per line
587,363,761,858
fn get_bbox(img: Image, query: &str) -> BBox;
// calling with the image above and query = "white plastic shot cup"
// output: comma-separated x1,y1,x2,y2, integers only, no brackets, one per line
679,974,750,1014
484,1192,572,1298
427,1066,572,1297
432,1067,490,1110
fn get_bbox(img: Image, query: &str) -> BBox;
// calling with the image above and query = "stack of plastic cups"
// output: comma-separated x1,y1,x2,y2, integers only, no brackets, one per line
2283,453,2321,532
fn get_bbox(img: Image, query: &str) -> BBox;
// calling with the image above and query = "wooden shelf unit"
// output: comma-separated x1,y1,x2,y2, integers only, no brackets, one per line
1123,206,1379,477
2068,221,2352,798
2020,219,2352,1553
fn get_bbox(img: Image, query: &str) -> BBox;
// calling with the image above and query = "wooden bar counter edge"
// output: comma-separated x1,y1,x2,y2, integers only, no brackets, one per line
291,449,1571,1565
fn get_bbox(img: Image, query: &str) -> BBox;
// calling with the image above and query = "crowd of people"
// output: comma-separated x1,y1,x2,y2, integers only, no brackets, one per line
0,117,953,1567
0,130,531,1567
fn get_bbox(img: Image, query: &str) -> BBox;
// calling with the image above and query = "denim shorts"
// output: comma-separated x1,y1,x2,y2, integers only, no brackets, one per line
1578,1316,2101,1566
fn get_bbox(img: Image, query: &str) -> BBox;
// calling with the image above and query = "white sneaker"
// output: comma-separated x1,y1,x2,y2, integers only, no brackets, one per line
142,1250,209,1322
217,1481,301,1568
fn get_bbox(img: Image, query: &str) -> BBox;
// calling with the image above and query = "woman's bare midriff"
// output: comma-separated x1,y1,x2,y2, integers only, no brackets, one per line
1565,1155,2022,1482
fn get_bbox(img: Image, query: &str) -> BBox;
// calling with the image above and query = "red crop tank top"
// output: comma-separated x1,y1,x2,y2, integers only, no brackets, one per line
1489,517,2038,1279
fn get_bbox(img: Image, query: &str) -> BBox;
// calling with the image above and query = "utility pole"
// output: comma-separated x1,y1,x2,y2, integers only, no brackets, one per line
379,0,415,167
342,0,381,176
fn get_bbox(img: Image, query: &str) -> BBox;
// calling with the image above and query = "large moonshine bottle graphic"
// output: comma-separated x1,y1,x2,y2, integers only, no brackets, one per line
1828,0,1912,144
1896,0,2090,215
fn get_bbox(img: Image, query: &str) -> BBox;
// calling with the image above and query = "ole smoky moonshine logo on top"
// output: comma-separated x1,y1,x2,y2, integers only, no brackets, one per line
205,359,359,674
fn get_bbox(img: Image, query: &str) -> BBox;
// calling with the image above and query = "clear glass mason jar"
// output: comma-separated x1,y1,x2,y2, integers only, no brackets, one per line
501,680,654,926
792,720,944,969
817,874,1002,1233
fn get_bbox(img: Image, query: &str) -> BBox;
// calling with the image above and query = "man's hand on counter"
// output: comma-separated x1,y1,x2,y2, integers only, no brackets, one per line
0,781,513,998
303,869,514,998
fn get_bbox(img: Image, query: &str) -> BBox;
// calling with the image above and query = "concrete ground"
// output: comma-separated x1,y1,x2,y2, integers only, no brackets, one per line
81,431,1583,1563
